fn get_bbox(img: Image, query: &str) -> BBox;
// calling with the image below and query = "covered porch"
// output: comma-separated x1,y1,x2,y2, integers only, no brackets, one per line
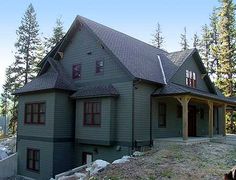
151,83,236,142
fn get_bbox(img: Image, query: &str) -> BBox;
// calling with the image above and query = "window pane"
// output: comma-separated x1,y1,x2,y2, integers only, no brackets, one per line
72,64,81,79
26,105,31,113
39,104,45,113
93,114,101,125
26,114,31,123
39,114,45,123
28,150,33,159
85,114,92,124
193,72,196,80
35,161,40,171
28,160,33,169
33,104,38,113
186,70,189,77
35,151,40,161
33,114,38,123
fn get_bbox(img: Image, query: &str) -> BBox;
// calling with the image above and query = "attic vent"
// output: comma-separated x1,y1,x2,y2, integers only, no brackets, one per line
87,51,92,55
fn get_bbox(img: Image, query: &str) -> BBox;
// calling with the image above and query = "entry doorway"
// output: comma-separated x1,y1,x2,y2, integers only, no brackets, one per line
188,106,197,136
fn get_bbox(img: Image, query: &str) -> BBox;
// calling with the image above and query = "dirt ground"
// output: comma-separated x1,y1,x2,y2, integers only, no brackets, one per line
92,142,236,180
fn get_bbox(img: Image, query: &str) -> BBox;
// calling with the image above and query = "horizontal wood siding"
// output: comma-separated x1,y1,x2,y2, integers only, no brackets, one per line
171,56,210,92
61,25,130,86
17,139,53,180
54,92,74,138
134,82,156,144
18,92,55,138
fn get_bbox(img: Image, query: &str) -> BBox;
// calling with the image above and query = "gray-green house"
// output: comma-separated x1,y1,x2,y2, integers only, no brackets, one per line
15,16,236,179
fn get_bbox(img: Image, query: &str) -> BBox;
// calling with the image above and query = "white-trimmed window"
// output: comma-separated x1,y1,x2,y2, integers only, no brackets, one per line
186,70,196,88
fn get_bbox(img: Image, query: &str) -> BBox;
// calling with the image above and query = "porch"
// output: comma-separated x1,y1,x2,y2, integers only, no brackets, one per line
151,84,236,142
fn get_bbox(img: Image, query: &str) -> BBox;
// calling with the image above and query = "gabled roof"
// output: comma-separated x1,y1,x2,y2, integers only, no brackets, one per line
153,83,235,105
14,58,76,95
71,84,119,99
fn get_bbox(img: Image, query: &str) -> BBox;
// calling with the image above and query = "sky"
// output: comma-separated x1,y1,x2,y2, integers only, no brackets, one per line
0,0,223,93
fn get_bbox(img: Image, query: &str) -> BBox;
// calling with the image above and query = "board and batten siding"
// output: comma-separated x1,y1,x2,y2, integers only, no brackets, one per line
170,56,210,92
60,25,131,87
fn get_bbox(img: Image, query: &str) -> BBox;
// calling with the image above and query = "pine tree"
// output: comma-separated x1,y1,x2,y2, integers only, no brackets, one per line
200,24,212,75
215,0,236,97
192,33,201,49
151,22,164,48
14,3,40,85
209,7,220,80
45,17,65,53
180,27,189,50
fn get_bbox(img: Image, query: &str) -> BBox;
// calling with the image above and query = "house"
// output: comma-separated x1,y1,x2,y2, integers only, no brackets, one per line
14,16,236,179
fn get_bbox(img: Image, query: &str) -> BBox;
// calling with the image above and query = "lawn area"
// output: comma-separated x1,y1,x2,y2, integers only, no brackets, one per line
93,142,236,180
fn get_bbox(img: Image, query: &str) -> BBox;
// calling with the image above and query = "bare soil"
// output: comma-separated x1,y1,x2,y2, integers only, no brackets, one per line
92,142,236,180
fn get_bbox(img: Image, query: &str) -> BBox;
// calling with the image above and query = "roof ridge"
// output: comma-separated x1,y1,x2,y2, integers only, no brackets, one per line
168,48,195,55
77,15,167,54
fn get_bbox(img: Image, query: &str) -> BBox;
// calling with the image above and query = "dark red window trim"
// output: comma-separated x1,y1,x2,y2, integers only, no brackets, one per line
27,148,40,172
83,102,101,126
24,102,46,124
158,103,166,128
95,60,104,74
72,64,81,79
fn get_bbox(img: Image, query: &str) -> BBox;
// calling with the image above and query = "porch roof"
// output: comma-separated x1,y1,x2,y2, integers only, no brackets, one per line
152,83,236,106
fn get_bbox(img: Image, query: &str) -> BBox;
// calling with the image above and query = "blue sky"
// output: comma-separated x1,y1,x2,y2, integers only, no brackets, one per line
0,0,223,92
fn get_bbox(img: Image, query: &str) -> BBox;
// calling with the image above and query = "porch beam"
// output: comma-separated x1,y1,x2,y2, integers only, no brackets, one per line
223,104,226,136
175,96,191,141
208,101,213,138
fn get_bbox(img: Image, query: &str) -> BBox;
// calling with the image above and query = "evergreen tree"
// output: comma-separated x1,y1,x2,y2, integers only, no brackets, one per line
180,27,189,50
209,7,220,80
215,0,236,97
192,33,201,49
200,24,212,75
45,17,65,53
14,3,40,85
151,22,164,48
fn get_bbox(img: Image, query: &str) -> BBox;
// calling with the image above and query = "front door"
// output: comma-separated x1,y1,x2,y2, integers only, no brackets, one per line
188,106,197,136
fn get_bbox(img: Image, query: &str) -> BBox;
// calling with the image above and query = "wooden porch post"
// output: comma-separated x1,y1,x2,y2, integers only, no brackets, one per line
208,101,213,138
176,96,191,141
222,104,226,136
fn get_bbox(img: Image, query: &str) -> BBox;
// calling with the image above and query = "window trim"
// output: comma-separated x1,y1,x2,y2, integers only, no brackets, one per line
26,148,40,173
72,63,81,79
24,102,46,125
83,101,101,126
95,60,104,74
158,103,167,128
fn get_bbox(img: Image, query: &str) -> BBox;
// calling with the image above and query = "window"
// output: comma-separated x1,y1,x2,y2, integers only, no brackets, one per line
177,105,182,118
186,70,196,88
158,103,166,128
25,103,46,124
96,60,104,74
82,152,93,165
84,102,101,126
72,64,81,79
27,148,40,172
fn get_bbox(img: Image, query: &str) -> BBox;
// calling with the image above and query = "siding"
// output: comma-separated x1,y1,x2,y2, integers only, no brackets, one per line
61,25,130,86
75,144,130,165
18,92,56,138
133,82,157,144
17,139,54,180
171,56,210,92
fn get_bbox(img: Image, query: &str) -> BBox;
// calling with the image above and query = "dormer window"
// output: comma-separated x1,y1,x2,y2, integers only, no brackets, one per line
72,64,81,79
186,70,196,88
96,60,104,74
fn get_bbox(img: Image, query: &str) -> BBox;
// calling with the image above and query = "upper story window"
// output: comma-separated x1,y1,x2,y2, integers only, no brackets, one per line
186,70,196,88
84,102,101,126
72,64,81,79
158,103,166,128
25,103,45,124
96,60,104,74
27,148,40,172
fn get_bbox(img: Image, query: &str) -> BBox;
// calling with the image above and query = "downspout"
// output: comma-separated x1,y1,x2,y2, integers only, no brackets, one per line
150,95,153,147
131,81,135,150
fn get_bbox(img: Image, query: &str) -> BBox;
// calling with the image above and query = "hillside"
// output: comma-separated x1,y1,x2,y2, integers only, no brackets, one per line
93,142,236,180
